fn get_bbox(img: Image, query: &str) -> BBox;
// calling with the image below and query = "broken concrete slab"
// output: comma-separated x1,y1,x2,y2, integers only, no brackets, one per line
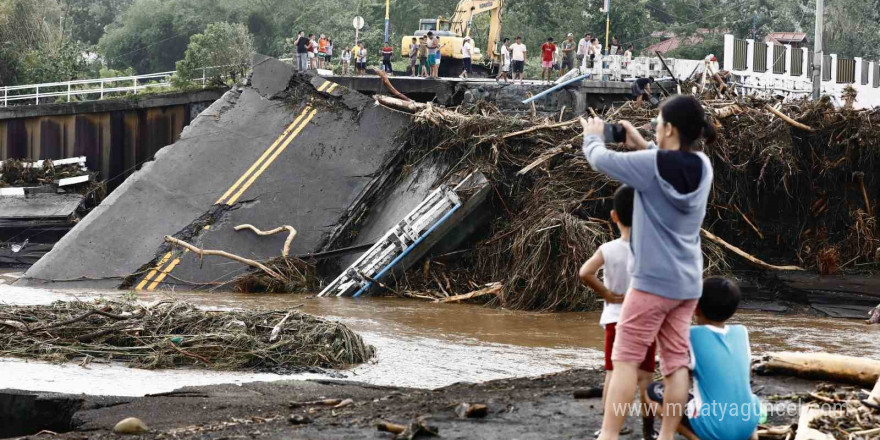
0,194,83,220
18,56,411,290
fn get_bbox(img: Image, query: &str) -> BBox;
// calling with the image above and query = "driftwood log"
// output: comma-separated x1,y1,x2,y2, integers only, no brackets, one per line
701,229,803,271
765,104,814,131
439,283,502,303
375,70,411,101
755,352,880,387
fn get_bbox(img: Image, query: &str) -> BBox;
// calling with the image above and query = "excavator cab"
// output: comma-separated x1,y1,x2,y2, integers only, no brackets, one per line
414,18,456,37
402,0,503,76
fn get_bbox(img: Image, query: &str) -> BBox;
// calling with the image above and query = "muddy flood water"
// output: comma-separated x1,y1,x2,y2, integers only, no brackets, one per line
1,283,878,396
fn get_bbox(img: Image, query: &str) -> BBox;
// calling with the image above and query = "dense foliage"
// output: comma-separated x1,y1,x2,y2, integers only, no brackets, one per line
1,0,878,85
176,22,255,84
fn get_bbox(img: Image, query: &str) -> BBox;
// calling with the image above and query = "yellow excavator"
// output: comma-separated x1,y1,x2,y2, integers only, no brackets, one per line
400,0,503,76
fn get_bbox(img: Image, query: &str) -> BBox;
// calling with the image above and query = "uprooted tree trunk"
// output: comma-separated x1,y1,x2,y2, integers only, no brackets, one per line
755,352,880,387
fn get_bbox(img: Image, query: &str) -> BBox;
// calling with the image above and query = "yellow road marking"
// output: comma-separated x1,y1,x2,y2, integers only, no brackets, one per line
225,108,317,205
145,103,318,289
214,106,313,205
135,251,173,290
317,81,330,91
146,257,182,291
326,83,338,93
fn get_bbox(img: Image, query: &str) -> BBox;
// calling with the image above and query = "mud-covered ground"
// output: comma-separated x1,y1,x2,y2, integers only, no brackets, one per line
18,369,817,440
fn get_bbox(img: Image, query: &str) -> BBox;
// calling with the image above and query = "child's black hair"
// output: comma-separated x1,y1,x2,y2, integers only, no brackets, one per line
699,277,741,322
612,185,635,227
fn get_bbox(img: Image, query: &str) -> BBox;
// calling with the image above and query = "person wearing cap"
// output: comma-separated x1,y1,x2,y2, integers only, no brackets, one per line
460,37,473,78
561,33,576,73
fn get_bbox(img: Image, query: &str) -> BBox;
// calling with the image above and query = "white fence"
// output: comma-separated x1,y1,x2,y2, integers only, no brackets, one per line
574,55,703,82
0,61,288,107
722,34,880,109
1,72,176,107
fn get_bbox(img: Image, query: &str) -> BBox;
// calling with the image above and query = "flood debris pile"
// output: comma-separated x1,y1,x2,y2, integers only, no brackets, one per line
808,389,880,440
232,256,319,293
374,92,878,311
0,299,374,371
760,383,880,440
0,158,87,187
703,96,880,274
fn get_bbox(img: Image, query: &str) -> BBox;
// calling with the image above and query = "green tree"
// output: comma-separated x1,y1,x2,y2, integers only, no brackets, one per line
175,22,255,84
0,0,98,85
63,0,135,45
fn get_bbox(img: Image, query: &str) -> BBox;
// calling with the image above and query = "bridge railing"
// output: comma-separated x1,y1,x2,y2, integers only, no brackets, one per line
0,60,295,107
1,72,180,107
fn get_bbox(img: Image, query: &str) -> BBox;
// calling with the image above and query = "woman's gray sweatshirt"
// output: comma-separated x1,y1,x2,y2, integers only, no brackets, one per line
582,134,713,300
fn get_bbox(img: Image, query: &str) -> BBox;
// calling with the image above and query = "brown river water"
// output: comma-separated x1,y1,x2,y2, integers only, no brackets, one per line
1,283,878,396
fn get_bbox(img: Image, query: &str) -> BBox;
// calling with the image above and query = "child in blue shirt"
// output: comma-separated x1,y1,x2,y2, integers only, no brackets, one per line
646,277,760,440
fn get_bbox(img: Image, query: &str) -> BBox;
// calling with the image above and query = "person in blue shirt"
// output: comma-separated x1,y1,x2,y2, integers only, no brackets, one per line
645,277,760,440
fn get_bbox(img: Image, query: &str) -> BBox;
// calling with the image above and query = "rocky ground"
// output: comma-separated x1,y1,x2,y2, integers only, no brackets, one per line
4,369,821,440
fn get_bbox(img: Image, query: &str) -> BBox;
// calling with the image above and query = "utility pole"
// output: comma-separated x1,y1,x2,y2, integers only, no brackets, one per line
383,0,390,43
604,0,611,52
751,15,756,40
812,0,823,99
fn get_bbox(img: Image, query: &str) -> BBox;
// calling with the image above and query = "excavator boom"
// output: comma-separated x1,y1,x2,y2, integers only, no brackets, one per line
448,0,503,61
400,0,503,75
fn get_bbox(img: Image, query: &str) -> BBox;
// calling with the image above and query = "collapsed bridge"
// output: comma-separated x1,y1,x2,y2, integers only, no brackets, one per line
19,56,469,291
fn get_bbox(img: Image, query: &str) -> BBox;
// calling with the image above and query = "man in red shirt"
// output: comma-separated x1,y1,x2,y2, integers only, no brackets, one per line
381,42,394,75
541,37,556,83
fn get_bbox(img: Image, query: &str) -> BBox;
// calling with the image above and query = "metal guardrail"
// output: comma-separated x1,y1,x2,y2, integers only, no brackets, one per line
0,60,292,107
1,72,176,107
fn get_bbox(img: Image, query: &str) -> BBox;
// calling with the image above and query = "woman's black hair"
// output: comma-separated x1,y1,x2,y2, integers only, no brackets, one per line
659,95,717,151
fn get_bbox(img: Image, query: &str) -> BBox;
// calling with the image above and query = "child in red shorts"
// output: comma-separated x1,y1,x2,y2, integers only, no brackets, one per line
581,185,656,439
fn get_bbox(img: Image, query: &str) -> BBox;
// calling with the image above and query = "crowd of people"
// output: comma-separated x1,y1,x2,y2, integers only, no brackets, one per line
579,96,762,440
495,32,636,83
292,29,639,82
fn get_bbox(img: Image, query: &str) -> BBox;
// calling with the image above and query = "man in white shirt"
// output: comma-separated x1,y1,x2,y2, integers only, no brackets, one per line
497,37,510,82
577,32,591,69
460,37,473,78
509,36,527,84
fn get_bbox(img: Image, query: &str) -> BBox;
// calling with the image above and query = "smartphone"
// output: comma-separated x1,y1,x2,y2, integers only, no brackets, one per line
604,123,626,143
